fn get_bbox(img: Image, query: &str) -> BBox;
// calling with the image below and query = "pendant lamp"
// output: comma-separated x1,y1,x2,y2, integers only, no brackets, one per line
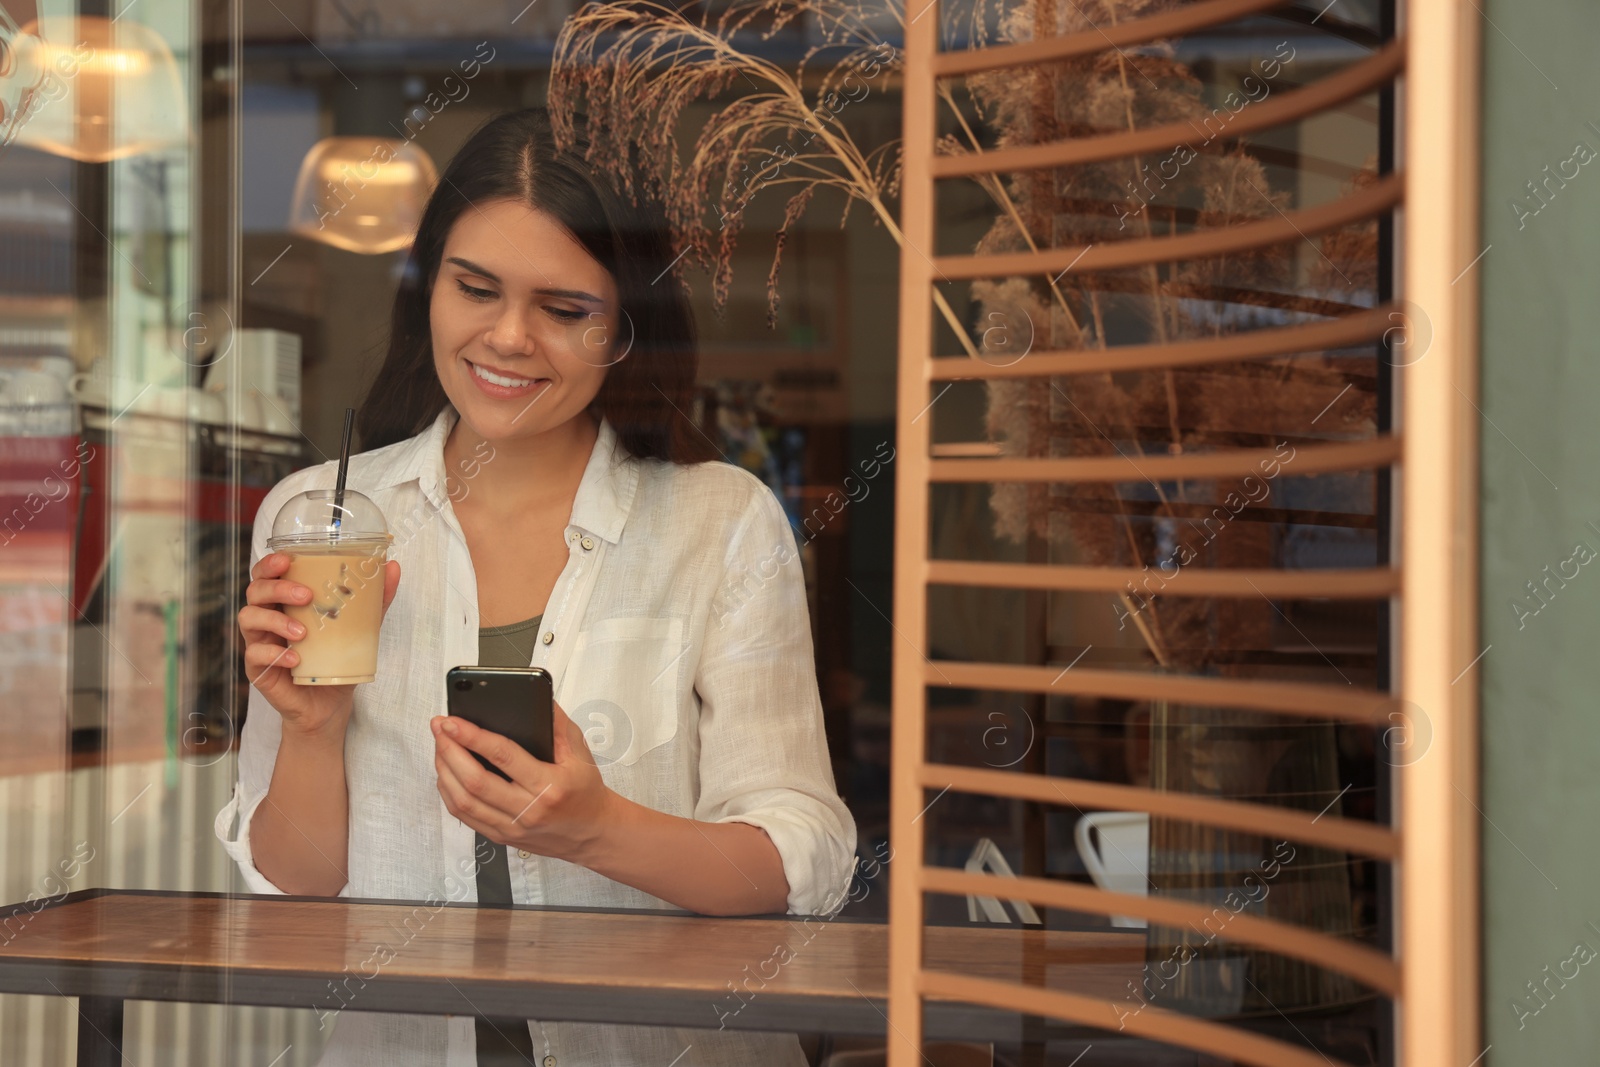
11,15,188,163
287,136,438,254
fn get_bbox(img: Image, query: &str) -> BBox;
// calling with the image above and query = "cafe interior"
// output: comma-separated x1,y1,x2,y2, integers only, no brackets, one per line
0,0,1492,1064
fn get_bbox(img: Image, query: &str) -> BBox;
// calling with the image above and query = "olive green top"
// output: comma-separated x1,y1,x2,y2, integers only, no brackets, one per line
477,613,543,668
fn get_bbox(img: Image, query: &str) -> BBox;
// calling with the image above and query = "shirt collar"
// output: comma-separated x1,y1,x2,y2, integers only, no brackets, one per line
364,404,638,545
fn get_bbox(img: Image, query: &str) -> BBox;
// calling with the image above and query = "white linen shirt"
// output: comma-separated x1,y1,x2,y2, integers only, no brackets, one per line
214,404,858,1067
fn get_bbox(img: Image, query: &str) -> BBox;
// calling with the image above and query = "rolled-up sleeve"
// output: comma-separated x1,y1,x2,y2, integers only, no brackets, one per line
693,481,858,916
215,690,315,895
213,473,351,898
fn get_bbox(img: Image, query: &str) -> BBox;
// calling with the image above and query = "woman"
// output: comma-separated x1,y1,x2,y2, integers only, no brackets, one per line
215,109,857,1067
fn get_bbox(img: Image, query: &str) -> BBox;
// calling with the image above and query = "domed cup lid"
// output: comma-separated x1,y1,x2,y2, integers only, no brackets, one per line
265,488,391,549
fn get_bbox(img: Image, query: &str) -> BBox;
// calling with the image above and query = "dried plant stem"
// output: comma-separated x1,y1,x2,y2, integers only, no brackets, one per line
1083,17,1189,610
936,81,1088,345
746,45,984,359
1121,592,1170,668
815,167,979,359
554,0,991,356
1085,286,1173,665
1097,0,1184,463
870,204,983,361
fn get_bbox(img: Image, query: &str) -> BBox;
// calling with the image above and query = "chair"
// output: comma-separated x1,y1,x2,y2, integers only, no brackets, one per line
963,837,1042,925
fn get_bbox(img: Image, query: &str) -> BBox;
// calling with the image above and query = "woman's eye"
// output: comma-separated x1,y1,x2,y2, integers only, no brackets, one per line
456,280,495,301
548,308,586,322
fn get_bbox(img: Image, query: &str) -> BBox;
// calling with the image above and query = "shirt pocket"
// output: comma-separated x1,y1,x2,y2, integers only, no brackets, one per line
557,616,685,767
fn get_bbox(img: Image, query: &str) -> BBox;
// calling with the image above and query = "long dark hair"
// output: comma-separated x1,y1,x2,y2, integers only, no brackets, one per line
356,108,718,465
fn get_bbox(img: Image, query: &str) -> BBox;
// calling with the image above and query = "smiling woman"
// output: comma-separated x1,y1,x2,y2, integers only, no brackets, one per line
217,109,857,1067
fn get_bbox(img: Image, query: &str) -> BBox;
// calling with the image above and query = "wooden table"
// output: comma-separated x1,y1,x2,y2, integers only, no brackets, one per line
0,889,1142,1065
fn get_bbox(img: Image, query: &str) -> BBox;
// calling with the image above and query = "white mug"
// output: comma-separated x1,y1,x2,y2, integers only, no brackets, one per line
69,371,110,407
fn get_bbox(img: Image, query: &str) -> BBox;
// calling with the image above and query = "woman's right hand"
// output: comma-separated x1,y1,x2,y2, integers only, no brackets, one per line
240,551,402,741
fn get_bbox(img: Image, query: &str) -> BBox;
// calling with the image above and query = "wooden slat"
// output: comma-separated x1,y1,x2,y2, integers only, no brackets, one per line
924,661,1395,724
1403,1,1483,1064
921,867,1399,996
933,0,1290,77
920,971,1363,1067
930,304,1396,380
887,0,941,1059
920,764,1399,860
927,560,1398,598
929,435,1397,484
929,442,1003,458
933,43,1404,177
933,173,1402,280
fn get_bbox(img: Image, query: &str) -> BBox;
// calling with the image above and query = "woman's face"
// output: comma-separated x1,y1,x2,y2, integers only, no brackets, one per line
430,198,621,444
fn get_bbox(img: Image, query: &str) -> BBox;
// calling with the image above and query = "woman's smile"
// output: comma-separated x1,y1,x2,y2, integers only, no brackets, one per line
464,358,552,398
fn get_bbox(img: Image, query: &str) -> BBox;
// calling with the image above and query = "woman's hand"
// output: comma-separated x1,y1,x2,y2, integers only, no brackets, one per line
433,701,791,914
430,701,615,864
240,551,402,742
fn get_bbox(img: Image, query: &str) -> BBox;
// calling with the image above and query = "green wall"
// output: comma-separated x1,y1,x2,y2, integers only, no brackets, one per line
1480,1,1600,1060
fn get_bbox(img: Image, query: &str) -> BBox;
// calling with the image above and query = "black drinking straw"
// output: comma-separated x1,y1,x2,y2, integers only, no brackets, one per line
332,407,355,537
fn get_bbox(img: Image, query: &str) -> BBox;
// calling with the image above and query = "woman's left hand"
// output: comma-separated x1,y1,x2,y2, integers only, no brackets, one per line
430,701,616,865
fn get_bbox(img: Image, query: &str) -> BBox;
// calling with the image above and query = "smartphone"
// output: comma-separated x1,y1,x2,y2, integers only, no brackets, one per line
445,666,554,780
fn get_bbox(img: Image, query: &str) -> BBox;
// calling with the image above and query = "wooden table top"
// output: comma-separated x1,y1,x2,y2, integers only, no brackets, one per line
0,889,1142,1039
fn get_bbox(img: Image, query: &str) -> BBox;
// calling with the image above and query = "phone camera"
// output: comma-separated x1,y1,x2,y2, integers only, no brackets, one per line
454,679,471,691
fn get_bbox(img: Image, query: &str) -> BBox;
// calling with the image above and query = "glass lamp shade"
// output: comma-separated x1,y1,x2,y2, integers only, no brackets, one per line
288,136,439,254
11,16,188,163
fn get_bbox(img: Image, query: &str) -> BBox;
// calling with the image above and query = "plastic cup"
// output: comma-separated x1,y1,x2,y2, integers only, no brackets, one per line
266,488,393,685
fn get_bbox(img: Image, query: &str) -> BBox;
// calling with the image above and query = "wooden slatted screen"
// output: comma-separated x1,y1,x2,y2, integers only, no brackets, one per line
886,0,1481,1064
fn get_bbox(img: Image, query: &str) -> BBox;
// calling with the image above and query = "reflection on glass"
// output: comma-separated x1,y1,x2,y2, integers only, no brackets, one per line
288,136,438,254
12,15,188,163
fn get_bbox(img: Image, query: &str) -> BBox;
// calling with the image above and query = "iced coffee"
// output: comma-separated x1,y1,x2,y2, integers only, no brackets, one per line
267,488,392,685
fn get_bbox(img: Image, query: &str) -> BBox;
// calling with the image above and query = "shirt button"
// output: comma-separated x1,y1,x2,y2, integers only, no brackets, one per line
541,632,554,645
568,532,580,543
543,1057,556,1067
518,849,531,859
580,536,594,551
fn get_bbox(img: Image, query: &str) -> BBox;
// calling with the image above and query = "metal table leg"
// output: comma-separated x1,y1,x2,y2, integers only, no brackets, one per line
76,995,124,1067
